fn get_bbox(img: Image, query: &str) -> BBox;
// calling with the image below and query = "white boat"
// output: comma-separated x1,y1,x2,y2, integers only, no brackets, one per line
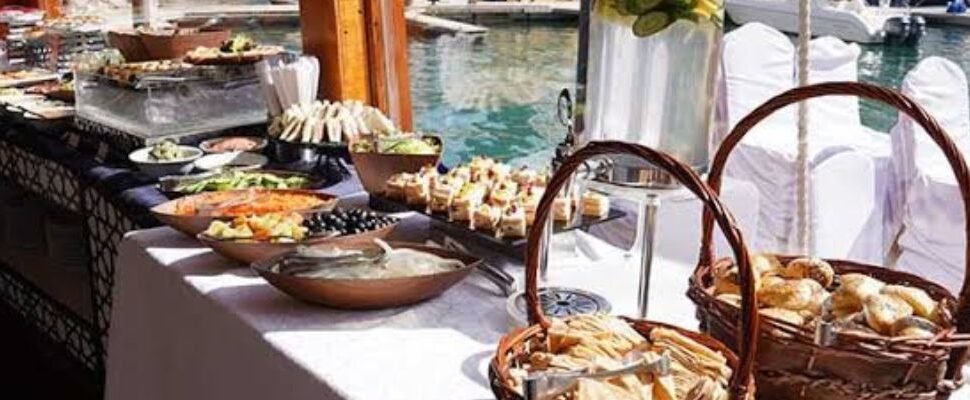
726,0,925,44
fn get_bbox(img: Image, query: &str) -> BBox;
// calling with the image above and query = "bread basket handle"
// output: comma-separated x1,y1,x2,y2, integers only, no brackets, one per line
525,141,759,398
699,81,970,379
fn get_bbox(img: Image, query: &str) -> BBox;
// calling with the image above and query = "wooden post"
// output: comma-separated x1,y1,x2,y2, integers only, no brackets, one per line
299,0,413,131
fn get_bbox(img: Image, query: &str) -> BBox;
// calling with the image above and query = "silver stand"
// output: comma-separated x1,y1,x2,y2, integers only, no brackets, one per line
539,217,554,281
636,194,661,318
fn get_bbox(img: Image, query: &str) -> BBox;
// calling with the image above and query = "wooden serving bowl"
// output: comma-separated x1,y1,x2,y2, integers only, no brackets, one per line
150,189,337,237
140,28,231,60
197,222,397,264
349,136,442,195
107,29,151,62
251,242,478,309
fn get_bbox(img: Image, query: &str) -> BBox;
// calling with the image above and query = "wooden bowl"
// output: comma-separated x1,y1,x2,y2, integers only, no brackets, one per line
107,29,151,62
150,189,337,237
251,242,478,309
197,222,396,264
349,136,442,195
140,29,232,61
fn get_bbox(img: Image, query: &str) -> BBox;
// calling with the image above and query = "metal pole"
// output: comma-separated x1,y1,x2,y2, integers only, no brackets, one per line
638,194,661,318
539,216,553,281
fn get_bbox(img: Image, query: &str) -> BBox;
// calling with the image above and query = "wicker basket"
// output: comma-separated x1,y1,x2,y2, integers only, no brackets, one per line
489,141,760,399
688,82,970,399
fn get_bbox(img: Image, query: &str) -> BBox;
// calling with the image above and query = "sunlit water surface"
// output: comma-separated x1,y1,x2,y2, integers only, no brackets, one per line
184,2,970,165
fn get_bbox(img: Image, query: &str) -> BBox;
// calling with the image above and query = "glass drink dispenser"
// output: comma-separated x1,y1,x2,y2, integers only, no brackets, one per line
573,0,723,183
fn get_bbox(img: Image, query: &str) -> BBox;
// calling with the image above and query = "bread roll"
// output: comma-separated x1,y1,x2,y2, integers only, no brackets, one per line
891,316,938,338
863,294,914,335
831,273,885,313
881,285,940,323
836,312,880,335
895,327,936,339
781,257,835,288
712,263,741,296
750,253,783,277
760,307,806,326
759,278,825,313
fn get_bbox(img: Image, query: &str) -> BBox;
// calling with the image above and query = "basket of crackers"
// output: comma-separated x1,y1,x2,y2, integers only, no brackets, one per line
489,141,760,399
688,82,970,399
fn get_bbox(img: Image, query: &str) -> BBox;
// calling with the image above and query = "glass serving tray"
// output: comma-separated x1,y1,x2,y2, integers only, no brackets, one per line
74,66,267,140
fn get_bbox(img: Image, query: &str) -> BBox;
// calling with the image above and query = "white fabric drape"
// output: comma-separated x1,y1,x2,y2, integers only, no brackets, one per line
718,23,890,262
891,56,970,294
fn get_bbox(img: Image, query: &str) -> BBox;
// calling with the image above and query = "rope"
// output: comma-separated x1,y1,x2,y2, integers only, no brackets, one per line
795,0,812,254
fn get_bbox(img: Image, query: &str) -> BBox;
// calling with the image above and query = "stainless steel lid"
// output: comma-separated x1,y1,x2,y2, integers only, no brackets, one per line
506,287,611,327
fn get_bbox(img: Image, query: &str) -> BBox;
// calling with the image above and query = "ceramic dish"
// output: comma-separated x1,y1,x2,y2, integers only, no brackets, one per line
150,189,337,236
128,145,204,179
251,241,478,309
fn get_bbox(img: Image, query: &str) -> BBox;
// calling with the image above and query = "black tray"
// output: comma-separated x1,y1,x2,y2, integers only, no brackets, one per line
369,195,625,248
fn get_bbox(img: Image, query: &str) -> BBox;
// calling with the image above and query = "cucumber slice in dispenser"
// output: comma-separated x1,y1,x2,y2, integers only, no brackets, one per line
626,0,664,15
632,12,672,37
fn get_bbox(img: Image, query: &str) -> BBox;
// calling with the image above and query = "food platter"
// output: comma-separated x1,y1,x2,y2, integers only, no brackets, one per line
151,189,338,236
157,169,327,197
0,69,60,88
198,222,396,264
251,241,480,309
369,195,625,248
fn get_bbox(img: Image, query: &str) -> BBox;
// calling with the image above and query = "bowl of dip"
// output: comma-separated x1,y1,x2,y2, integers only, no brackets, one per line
251,241,479,309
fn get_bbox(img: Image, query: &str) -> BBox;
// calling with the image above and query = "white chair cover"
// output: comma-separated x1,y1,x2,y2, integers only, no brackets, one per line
721,23,796,137
891,57,970,293
718,24,890,262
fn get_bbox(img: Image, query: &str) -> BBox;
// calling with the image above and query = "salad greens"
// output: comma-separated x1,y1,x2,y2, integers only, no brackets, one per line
175,171,310,194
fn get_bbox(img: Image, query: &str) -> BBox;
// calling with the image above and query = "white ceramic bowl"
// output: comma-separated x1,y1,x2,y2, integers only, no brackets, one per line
129,145,203,179
193,151,269,171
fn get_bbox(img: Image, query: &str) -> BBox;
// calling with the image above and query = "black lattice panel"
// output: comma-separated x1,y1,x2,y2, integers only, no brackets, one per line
0,262,101,375
84,186,136,356
0,137,102,377
0,141,82,212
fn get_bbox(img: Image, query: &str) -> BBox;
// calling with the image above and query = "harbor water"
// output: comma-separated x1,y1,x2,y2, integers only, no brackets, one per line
197,4,970,166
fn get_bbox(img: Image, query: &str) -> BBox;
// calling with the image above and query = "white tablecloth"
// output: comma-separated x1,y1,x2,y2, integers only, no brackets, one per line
104,180,966,400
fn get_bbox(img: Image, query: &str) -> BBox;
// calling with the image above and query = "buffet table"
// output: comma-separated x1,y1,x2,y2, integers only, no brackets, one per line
105,181,763,400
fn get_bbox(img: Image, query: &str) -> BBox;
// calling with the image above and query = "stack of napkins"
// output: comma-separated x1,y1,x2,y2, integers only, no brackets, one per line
256,55,320,117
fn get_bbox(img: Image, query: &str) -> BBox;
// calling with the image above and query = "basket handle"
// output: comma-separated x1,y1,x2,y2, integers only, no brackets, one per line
699,81,970,380
525,141,759,398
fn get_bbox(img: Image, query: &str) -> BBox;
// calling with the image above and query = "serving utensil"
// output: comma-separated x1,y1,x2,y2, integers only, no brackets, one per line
273,246,387,275
523,351,672,400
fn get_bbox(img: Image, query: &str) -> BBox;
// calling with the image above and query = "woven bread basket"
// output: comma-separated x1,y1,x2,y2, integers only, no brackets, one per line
688,82,970,399
489,141,760,399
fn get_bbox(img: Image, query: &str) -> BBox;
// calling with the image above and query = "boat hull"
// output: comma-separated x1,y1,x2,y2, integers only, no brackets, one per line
726,0,888,43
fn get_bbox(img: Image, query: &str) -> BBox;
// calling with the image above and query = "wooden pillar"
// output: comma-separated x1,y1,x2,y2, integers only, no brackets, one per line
299,0,413,131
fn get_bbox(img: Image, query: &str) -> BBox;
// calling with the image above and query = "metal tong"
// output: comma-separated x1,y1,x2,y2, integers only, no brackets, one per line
523,351,672,400
274,246,386,276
